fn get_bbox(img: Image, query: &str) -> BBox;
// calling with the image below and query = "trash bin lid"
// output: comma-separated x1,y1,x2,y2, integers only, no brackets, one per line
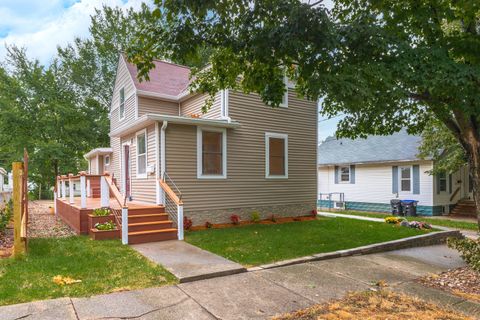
401,200,417,204
390,199,402,204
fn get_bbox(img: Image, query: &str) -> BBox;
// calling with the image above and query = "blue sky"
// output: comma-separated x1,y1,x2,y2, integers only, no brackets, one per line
0,0,338,141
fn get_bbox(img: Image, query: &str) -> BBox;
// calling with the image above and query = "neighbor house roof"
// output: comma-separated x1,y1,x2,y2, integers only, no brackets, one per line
125,58,191,97
318,130,426,166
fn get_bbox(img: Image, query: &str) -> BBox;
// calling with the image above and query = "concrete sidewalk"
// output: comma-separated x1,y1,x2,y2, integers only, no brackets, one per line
2,244,479,320
131,240,246,282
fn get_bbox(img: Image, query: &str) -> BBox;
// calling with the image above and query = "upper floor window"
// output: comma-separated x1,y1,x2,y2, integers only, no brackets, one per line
399,166,412,192
119,88,125,120
265,132,288,178
136,130,147,178
197,127,227,179
339,166,350,183
279,76,288,108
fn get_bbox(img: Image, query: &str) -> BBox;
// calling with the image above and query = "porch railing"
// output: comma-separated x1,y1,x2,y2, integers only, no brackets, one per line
158,172,184,240
103,173,128,245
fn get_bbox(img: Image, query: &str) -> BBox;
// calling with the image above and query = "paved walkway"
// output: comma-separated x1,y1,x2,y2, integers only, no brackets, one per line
2,245,479,320
319,211,479,239
131,240,246,282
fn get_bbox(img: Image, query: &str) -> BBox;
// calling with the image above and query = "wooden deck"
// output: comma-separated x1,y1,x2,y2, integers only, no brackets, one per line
57,197,160,210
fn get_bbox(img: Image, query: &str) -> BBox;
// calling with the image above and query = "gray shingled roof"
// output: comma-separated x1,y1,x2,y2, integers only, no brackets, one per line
318,130,426,166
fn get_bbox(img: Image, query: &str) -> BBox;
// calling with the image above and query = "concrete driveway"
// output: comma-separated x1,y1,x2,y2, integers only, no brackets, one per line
1,245,478,320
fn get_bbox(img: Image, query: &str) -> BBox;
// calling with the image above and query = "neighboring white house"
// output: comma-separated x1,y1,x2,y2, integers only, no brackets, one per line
317,130,473,216
0,167,12,204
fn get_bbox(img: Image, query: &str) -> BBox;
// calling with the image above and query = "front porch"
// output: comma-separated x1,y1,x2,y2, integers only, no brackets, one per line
55,172,183,244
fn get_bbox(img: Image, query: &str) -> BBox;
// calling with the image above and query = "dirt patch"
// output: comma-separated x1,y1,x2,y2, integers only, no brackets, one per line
28,200,75,238
419,267,480,303
272,290,472,320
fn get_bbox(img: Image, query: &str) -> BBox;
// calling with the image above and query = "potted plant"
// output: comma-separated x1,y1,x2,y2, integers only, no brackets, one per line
88,208,115,230
89,221,120,240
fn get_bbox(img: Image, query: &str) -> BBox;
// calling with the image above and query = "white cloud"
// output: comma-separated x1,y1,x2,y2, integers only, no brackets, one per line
0,0,148,65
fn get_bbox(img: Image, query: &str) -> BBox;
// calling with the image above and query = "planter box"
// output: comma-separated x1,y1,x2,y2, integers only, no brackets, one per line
88,214,116,231
89,228,120,241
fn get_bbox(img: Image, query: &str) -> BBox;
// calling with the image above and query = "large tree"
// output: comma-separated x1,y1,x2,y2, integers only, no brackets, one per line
127,0,480,228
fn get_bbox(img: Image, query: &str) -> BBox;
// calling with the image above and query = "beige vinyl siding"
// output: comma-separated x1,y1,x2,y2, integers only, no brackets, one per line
166,89,317,215
109,136,121,188
110,56,135,115
180,92,222,119
138,97,179,116
122,124,157,203
110,94,136,131
89,158,97,175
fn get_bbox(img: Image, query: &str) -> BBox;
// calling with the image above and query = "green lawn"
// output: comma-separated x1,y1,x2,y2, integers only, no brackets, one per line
0,236,176,306
331,210,479,231
185,217,430,267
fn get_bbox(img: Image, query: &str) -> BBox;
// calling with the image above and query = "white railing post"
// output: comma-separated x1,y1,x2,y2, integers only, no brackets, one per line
122,207,128,245
86,178,91,198
68,174,74,204
100,176,109,208
61,177,66,200
177,204,184,240
80,173,87,209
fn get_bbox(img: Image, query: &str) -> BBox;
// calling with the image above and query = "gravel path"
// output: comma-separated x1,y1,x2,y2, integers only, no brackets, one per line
28,200,75,238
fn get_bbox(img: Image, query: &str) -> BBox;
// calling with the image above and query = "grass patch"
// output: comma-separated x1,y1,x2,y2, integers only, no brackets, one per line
185,217,430,266
333,210,479,231
0,236,176,306
273,290,472,320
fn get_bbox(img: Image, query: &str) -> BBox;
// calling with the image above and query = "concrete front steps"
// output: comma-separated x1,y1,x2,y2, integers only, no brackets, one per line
450,199,477,217
127,205,178,244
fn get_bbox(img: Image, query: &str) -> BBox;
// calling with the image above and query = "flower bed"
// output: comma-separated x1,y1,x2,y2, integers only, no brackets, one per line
89,221,120,241
189,215,316,231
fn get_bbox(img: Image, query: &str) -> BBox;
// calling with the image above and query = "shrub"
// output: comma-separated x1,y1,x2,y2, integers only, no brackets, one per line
94,221,116,231
183,216,193,231
269,214,277,222
448,237,480,272
230,214,240,225
311,209,318,217
92,208,110,216
250,211,260,223
0,200,13,233
205,221,213,229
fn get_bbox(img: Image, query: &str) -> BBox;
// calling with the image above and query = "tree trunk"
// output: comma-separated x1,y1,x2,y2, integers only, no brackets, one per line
468,157,480,231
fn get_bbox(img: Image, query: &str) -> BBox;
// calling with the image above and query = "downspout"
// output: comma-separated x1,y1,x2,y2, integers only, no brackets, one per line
155,122,160,205
159,121,168,204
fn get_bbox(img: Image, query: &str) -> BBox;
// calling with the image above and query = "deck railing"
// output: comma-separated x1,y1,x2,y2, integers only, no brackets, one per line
103,173,128,244
158,172,184,240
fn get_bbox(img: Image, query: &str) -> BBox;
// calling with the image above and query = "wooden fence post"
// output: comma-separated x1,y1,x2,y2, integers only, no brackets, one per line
13,162,25,257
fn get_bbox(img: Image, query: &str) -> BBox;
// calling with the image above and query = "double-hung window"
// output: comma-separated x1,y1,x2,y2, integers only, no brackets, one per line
339,166,350,183
438,172,447,192
197,127,227,178
119,88,125,120
136,130,147,178
399,166,412,192
265,132,288,178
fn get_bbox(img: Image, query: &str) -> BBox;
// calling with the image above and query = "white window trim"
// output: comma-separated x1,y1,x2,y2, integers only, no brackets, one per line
279,76,288,108
399,165,413,194
265,132,288,179
119,87,126,121
339,165,351,183
104,155,110,166
136,129,148,179
197,126,227,179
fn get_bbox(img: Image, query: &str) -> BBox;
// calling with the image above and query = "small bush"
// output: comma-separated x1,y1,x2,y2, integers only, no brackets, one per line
250,211,260,223
269,214,277,222
92,208,110,216
448,237,480,272
205,221,213,229
311,209,318,217
94,221,116,231
385,216,403,224
230,214,240,225
183,216,193,231
0,200,13,233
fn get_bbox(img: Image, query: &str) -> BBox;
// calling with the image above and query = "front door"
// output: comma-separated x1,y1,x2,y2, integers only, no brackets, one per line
124,144,131,198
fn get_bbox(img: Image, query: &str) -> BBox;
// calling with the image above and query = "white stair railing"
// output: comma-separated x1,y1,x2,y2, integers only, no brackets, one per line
158,172,184,240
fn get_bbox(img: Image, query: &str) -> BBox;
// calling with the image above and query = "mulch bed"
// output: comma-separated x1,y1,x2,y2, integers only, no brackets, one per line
28,201,75,238
190,215,317,231
418,266,480,303
0,227,13,258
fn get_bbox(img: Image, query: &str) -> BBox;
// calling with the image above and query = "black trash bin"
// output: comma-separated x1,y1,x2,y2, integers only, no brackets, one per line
390,199,403,216
401,200,418,216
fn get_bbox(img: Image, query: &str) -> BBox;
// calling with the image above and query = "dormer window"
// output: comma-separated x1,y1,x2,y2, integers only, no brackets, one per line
119,87,125,120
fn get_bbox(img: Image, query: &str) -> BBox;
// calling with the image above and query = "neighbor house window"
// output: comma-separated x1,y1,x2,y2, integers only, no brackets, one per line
136,130,147,178
438,172,447,192
119,88,125,120
399,166,412,192
104,155,110,166
197,127,227,178
339,166,350,183
265,132,288,178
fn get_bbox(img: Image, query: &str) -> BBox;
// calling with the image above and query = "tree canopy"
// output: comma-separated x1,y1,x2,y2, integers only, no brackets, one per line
128,0,480,223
